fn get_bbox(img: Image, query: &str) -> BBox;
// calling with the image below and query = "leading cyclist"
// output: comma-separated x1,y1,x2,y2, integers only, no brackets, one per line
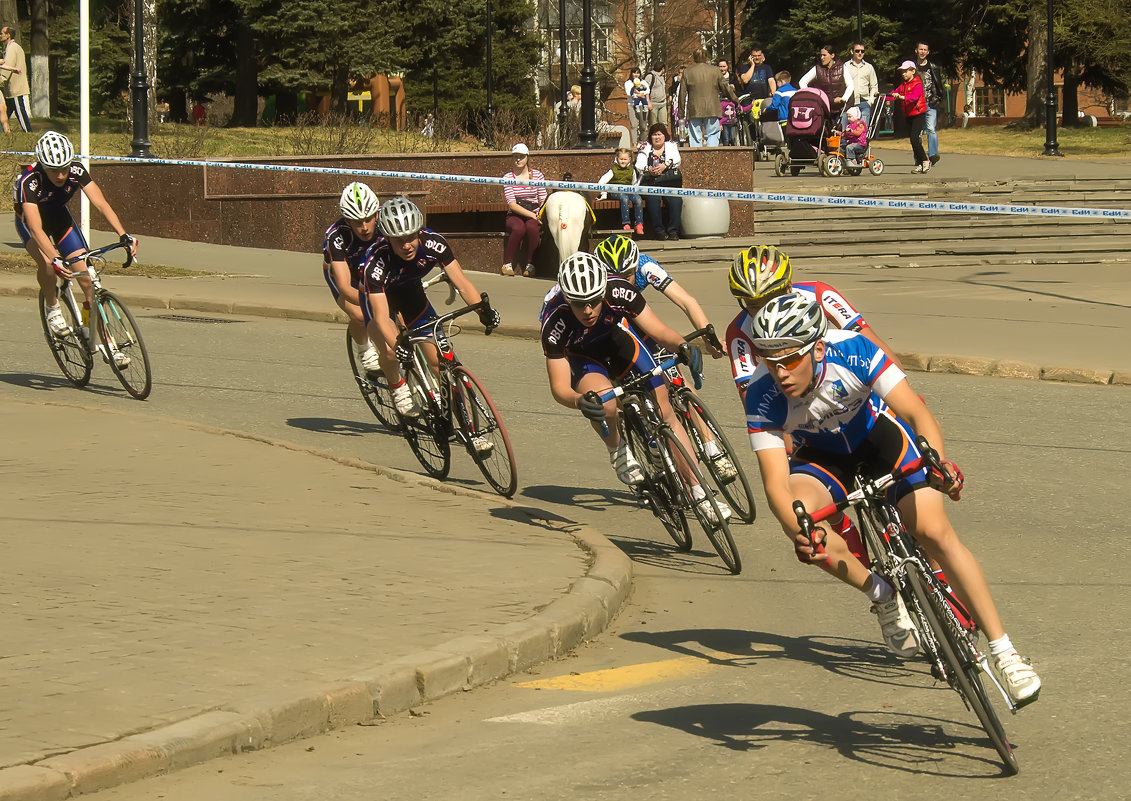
743,292,1040,707
14,131,138,345
541,253,730,524
359,197,499,419
323,182,382,374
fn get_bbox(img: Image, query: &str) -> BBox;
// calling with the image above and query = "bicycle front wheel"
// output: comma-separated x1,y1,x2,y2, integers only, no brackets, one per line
345,331,402,432
450,366,518,497
39,289,93,387
658,427,741,574
905,567,1018,775
401,360,451,479
677,389,757,524
95,291,152,400
622,404,691,551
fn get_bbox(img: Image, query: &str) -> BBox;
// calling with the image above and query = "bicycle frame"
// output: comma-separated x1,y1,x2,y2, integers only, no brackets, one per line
59,241,134,355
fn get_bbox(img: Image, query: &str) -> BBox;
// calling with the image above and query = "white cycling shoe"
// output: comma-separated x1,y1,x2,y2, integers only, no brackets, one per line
392,383,419,417
611,442,644,485
872,594,921,658
471,435,494,456
46,306,72,337
991,651,1041,707
358,346,382,374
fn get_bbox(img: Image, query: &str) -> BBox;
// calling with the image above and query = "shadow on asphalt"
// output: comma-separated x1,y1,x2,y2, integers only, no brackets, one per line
632,702,1010,777
0,370,133,399
286,416,384,436
520,482,628,511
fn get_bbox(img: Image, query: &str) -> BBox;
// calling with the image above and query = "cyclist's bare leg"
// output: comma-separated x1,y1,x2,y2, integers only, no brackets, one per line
788,473,874,587
576,371,620,447
654,386,704,486
898,489,1006,640
365,319,404,385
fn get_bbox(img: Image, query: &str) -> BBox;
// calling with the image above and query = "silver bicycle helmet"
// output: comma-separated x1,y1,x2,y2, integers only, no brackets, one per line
339,182,380,220
558,252,608,303
378,197,424,238
36,131,75,169
750,292,828,351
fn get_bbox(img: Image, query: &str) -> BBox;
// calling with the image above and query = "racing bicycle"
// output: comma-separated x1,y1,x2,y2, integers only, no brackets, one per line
392,284,517,497
589,351,741,574
793,437,1020,774
39,240,153,400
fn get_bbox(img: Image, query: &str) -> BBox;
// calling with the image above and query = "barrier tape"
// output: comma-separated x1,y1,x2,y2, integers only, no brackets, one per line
4,150,1129,220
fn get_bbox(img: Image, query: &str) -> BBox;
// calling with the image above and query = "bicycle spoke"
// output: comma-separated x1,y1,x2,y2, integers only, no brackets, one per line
39,290,93,388
450,366,517,497
401,364,451,479
678,389,757,524
96,291,152,400
623,404,691,551
345,330,401,431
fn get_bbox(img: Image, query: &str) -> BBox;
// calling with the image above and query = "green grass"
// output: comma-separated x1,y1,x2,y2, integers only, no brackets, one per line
928,124,1129,158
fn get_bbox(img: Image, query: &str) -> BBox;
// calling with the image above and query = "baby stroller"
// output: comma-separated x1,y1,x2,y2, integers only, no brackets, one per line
773,87,844,177
741,94,786,161
842,97,887,177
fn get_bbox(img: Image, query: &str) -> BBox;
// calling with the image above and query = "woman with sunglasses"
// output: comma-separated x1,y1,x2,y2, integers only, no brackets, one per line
742,292,1042,709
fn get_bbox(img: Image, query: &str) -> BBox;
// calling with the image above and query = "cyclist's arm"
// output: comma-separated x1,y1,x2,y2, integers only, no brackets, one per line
328,259,361,306
660,280,722,357
545,356,583,410
755,444,805,534
81,180,136,256
884,378,947,460
632,304,684,352
19,202,59,263
364,290,400,351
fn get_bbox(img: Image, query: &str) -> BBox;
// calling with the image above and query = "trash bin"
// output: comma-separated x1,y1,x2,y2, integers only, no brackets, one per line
680,197,730,238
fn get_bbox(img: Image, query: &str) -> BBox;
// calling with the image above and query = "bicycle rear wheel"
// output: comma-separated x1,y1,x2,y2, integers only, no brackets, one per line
676,389,757,524
95,291,152,400
904,568,1019,775
450,366,518,497
622,405,691,551
345,331,401,431
401,360,451,479
658,427,741,574
39,290,93,387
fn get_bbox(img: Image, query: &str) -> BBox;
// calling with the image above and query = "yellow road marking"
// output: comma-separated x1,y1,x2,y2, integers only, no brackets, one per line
515,650,737,692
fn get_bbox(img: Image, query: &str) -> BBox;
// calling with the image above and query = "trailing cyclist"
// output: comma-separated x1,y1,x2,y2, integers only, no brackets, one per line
743,292,1041,707
323,182,382,374
541,252,731,525
14,131,137,357
359,197,499,418
591,233,738,484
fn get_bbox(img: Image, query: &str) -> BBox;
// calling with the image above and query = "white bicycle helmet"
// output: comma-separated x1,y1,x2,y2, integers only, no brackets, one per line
750,292,828,351
378,197,424,238
339,182,380,220
558,252,608,303
36,131,75,169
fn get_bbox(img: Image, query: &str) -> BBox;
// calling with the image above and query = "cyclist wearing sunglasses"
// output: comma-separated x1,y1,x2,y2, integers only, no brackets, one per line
743,292,1041,706
725,244,901,400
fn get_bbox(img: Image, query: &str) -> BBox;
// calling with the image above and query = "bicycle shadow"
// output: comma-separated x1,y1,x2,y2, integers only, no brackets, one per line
520,483,628,512
286,416,386,437
0,371,133,398
632,702,1011,777
620,628,925,689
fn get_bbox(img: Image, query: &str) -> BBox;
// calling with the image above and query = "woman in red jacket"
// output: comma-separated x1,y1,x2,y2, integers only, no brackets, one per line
891,60,930,173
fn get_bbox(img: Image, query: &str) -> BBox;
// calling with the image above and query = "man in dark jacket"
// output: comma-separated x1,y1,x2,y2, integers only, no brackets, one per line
914,41,944,166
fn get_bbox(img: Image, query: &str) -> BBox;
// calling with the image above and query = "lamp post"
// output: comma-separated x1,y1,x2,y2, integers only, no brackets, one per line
578,0,598,147
558,0,568,145
128,0,152,158
1042,0,1062,156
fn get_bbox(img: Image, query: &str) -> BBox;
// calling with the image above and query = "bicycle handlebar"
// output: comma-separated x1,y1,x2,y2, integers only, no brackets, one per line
397,291,495,349
61,239,135,270
792,436,943,553
683,324,722,353
422,269,458,306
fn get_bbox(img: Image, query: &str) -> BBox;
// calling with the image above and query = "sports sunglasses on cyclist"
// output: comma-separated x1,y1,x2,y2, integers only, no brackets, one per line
758,342,815,370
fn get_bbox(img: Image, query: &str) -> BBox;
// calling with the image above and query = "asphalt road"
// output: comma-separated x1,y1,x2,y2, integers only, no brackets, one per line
3,295,1130,799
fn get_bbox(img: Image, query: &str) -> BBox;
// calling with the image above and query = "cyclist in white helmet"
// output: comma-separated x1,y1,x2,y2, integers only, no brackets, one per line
541,253,731,523
14,131,138,338
744,292,1041,707
322,182,382,373
360,196,498,418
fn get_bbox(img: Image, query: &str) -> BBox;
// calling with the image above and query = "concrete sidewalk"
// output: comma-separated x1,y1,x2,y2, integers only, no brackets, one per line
1,152,1128,800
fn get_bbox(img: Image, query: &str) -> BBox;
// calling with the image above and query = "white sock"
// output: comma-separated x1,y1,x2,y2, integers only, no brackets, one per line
703,439,722,458
866,573,894,603
690,484,707,501
988,634,1015,657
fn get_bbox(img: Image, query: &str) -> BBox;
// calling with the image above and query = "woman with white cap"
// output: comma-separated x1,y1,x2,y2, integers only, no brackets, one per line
891,61,931,173
501,143,547,277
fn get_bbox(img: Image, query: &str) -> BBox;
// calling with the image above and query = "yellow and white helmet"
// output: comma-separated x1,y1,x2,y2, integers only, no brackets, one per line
728,244,792,305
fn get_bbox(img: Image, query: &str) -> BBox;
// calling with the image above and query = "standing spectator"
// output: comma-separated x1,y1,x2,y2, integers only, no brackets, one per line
891,61,930,173
843,106,868,166
799,45,854,113
624,67,651,146
668,67,688,145
501,143,547,277
717,59,737,91
646,63,668,127
914,41,944,165
635,124,683,240
597,146,644,235
0,26,31,132
844,41,878,129
192,100,207,126
678,49,738,147
738,45,776,102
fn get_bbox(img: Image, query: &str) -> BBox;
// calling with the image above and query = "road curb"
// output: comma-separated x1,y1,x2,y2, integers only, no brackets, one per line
0,399,633,801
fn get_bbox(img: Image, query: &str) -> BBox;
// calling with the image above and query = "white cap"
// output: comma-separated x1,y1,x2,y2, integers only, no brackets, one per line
512,143,529,155
899,60,917,71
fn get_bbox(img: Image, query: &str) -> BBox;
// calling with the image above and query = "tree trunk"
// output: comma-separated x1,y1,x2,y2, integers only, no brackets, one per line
1017,1,1047,129
229,16,258,126
29,0,48,116
1060,61,1080,126
0,0,17,30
